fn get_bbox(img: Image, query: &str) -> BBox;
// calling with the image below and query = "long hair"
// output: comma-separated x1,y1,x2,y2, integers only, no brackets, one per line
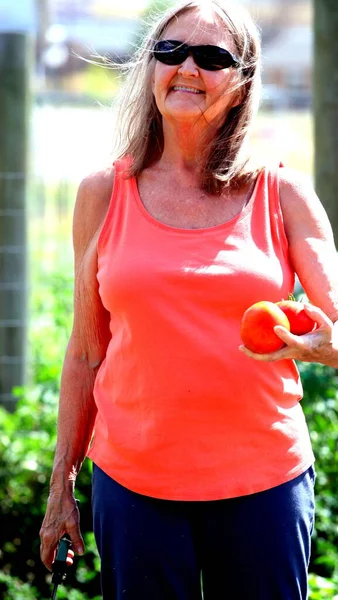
112,0,262,194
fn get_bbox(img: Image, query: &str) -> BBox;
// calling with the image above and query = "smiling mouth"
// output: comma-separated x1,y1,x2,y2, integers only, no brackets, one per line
171,85,204,94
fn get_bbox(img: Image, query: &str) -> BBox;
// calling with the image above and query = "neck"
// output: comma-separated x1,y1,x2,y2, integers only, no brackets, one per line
159,120,217,174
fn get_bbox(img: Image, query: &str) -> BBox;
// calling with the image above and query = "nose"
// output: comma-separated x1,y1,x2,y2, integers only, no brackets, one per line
177,54,199,76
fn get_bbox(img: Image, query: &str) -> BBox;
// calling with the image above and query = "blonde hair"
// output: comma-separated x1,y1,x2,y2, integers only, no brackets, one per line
112,0,262,193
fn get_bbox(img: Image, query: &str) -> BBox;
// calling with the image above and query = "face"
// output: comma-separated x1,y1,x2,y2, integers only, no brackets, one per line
151,8,242,129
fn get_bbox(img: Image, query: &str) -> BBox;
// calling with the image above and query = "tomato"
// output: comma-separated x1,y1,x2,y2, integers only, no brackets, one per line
240,300,290,354
276,300,316,335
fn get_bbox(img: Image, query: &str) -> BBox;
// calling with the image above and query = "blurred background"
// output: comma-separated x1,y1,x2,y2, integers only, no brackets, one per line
1,1,338,599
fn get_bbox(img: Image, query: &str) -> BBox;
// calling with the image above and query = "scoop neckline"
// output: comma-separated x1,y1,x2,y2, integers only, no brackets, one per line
131,170,263,234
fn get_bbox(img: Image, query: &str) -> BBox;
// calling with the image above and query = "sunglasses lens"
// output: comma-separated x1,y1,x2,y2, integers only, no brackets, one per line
153,41,186,65
195,47,237,71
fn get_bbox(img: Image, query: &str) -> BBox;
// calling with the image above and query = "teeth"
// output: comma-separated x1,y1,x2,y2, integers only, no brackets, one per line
172,86,202,94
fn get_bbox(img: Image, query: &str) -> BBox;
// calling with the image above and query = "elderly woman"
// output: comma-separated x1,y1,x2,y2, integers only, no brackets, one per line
40,1,338,599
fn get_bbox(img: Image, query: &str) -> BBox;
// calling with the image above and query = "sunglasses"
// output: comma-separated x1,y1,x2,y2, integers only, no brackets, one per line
152,39,240,71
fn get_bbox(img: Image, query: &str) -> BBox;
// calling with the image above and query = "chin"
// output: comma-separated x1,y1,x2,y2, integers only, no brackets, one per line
163,103,205,122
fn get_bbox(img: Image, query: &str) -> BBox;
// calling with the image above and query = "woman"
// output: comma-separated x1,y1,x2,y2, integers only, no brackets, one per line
40,1,338,598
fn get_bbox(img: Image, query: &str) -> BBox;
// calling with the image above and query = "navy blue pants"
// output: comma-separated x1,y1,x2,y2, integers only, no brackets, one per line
92,464,315,600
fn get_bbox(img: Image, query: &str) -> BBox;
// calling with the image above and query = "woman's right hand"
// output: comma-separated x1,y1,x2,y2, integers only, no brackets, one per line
40,490,85,571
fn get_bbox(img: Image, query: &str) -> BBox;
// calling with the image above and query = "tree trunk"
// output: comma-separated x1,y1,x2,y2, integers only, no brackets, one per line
313,0,338,247
0,34,31,411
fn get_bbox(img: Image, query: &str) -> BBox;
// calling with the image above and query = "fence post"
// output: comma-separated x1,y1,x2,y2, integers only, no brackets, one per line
0,32,32,411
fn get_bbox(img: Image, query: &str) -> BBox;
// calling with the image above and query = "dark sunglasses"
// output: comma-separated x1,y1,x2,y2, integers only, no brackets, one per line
152,39,240,71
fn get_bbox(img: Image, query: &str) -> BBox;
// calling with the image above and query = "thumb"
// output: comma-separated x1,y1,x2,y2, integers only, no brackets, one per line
302,302,332,329
67,522,85,555
273,325,298,344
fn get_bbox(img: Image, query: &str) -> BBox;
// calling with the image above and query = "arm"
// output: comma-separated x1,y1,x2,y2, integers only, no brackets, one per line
40,168,114,570
240,167,338,366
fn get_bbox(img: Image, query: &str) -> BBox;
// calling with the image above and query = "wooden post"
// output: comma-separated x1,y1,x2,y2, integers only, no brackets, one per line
313,0,338,246
0,33,32,411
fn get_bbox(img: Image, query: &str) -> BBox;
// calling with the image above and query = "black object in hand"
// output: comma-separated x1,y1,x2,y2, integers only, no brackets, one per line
51,537,73,600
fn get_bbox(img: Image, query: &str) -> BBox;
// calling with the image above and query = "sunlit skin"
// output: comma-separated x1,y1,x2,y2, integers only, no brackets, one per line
151,7,242,168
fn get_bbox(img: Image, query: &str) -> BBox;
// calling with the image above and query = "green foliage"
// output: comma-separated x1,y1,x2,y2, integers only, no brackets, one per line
76,64,120,100
29,271,73,391
308,573,338,599
0,571,40,600
300,361,338,580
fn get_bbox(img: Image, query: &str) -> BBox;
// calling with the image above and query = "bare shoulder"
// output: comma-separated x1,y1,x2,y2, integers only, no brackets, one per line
278,167,317,207
73,165,115,250
278,167,334,242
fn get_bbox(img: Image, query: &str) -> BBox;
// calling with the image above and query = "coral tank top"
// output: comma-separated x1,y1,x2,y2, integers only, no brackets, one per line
87,158,314,500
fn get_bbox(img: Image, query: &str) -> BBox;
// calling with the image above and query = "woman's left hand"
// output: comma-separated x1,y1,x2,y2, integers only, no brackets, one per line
239,303,338,366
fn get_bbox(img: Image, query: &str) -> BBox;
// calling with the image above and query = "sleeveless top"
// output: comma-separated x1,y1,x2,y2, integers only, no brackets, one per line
87,157,314,501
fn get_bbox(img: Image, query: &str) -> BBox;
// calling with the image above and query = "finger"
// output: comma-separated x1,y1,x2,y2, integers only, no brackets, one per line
239,344,277,361
273,325,301,345
40,537,58,572
239,339,296,362
239,344,256,357
302,303,332,328
67,521,85,555
66,549,75,566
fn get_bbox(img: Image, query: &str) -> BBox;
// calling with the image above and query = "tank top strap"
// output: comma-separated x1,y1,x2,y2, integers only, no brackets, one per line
264,161,289,259
114,156,133,176
97,157,134,253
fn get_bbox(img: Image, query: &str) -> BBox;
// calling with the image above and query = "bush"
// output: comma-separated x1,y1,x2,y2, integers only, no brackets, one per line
308,573,338,599
0,388,101,599
300,361,338,581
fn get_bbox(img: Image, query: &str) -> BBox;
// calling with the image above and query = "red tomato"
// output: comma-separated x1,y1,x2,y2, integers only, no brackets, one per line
276,300,316,335
240,301,290,354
